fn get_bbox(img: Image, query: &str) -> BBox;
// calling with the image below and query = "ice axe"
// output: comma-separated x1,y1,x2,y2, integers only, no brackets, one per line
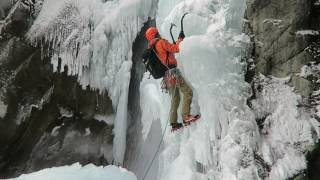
169,13,189,44
170,23,177,44
180,12,188,34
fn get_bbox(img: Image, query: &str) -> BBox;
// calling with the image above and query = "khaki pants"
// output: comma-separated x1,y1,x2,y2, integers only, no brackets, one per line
168,73,193,124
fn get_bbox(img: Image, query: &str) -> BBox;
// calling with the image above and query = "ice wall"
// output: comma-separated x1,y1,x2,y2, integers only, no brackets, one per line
141,0,261,179
138,0,318,179
27,0,157,165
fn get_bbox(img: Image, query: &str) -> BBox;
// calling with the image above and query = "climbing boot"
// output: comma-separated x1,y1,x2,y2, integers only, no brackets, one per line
171,123,183,132
183,115,201,125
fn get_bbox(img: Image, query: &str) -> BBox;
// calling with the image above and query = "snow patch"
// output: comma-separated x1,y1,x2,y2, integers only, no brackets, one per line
13,163,137,180
94,114,114,125
296,30,320,36
51,126,61,137
59,107,73,118
300,65,312,78
263,19,283,26
84,128,91,136
0,98,7,118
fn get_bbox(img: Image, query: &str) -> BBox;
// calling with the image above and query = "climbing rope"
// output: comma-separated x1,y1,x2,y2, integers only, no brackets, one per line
141,115,169,180
141,71,178,180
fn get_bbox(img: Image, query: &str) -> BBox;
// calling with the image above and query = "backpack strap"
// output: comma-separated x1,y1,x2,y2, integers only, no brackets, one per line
166,51,169,68
152,38,170,70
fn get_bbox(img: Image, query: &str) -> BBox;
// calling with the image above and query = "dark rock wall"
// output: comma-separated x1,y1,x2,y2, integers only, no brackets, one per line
0,2,114,178
245,0,320,97
244,0,320,179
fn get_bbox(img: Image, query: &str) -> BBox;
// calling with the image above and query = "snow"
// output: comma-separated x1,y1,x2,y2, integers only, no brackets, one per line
13,163,137,180
263,19,283,26
59,107,73,118
251,76,316,180
51,126,61,137
0,98,7,118
84,128,91,136
300,65,312,78
94,114,115,125
296,30,320,36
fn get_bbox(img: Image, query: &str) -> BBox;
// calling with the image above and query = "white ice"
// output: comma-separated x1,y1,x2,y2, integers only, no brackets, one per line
251,75,317,180
13,163,137,180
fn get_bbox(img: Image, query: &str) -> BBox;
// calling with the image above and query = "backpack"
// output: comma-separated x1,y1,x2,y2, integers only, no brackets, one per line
142,40,169,79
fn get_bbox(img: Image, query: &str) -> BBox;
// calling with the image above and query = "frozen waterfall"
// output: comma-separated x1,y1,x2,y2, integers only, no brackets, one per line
25,0,319,179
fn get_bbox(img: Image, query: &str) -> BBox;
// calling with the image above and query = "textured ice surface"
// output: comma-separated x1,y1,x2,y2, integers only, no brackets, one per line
251,76,317,180
13,163,137,180
140,0,260,179
138,0,319,180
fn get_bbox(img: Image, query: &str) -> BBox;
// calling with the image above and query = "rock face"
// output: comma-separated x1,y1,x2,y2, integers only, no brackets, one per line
0,1,114,178
245,0,320,179
245,0,320,97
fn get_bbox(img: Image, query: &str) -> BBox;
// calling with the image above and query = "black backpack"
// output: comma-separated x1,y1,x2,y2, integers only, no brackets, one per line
142,40,169,79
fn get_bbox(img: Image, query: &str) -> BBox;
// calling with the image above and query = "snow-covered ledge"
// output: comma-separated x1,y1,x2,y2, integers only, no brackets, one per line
13,163,137,180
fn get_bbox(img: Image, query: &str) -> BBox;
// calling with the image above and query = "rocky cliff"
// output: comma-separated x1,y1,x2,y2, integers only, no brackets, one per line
244,0,320,179
0,1,114,178
245,0,320,97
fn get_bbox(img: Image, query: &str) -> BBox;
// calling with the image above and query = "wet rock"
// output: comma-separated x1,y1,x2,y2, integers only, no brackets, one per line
244,0,320,97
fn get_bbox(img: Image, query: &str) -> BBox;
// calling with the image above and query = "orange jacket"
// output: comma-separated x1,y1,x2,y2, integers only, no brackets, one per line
149,38,183,67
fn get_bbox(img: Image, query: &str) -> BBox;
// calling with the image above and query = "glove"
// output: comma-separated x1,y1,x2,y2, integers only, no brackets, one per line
178,31,185,39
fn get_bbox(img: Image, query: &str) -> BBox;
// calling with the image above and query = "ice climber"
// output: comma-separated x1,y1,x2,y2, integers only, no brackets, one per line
145,27,200,131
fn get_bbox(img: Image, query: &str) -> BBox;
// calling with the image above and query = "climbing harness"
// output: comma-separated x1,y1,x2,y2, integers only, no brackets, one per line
161,68,182,91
